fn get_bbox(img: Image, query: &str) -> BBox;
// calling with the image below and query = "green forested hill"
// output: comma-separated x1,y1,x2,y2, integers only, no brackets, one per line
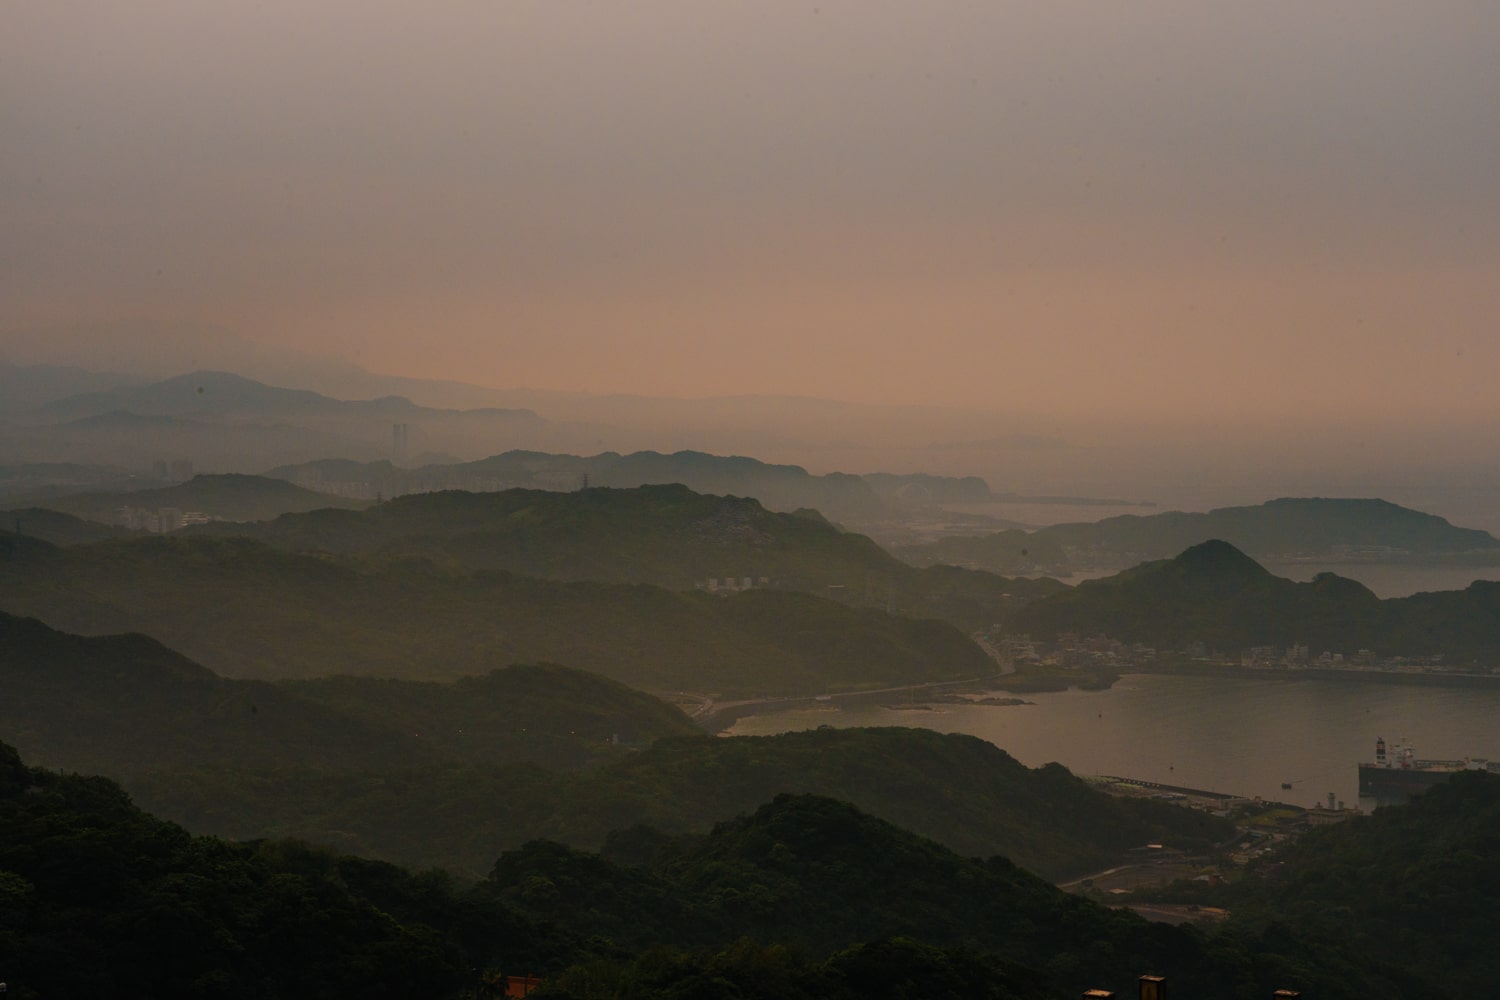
190,483,900,590
487,793,1220,996
566,727,1232,877
0,611,699,776
1216,770,1500,998
0,615,1228,879
484,791,1468,998
1011,539,1500,665
283,664,701,766
0,740,1232,1000
9,734,1490,1000
5,734,1493,999
0,740,574,1000
499,781,1500,998
2,507,126,545
0,533,990,693
181,484,1065,631
0,610,432,776
131,726,1231,881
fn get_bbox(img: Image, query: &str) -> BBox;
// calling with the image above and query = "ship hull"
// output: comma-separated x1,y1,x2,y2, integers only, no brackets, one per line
1358,763,1459,801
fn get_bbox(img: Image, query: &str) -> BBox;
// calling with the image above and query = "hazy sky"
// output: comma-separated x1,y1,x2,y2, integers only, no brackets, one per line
5,2,1498,421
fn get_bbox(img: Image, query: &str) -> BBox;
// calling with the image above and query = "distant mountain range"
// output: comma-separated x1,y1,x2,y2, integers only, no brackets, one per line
3,475,1061,632
262,449,1021,527
11,471,1500,652
31,364,1495,568
1,364,1023,530
896,497,1500,575
8,472,368,526
1011,539,1500,666
4,368,546,470
34,368,533,423
265,449,894,521
0,360,147,412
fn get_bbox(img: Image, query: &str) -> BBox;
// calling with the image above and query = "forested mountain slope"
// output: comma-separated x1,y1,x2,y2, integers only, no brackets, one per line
0,533,989,692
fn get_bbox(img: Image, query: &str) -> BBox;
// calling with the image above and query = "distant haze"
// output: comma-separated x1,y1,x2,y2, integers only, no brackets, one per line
5,3,1499,527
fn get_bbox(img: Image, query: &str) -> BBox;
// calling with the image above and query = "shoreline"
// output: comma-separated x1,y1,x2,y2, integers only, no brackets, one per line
1123,662,1500,689
706,663,1500,731
692,675,1001,733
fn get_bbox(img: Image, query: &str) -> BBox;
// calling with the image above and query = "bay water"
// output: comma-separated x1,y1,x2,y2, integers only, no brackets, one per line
727,673,1500,811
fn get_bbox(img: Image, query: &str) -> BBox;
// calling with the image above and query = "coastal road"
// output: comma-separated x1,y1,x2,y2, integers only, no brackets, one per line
684,676,996,731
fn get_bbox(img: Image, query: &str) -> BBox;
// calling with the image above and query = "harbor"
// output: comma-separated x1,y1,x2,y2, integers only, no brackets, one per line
728,671,1500,811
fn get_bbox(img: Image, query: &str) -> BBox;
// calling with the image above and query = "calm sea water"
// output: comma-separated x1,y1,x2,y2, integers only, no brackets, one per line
727,673,1500,810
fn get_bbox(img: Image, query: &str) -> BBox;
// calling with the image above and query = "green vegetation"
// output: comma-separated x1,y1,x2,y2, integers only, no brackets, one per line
0,740,572,999
1171,770,1500,999
284,665,701,767
1242,771,1500,990
0,610,433,776
4,612,1222,881
0,532,990,693
192,483,899,591
4,733,1497,997
188,483,1063,629
488,794,1224,996
1,507,127,545
13,478,1063,641
0,610,698,778
0,738,1221,1000
127,726,1231,881
900,562,1067,632
1011,540,1500,667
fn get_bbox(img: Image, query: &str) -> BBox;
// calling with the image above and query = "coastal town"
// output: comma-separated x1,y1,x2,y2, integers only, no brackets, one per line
983,629,1500,681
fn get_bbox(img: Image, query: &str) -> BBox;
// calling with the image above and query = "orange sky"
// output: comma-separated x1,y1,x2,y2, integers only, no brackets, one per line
4,2,1498,423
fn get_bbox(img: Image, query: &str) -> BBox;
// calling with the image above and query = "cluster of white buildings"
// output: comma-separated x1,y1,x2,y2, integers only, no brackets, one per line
116,506,215,533
696,575,772,593
988,631,1159,669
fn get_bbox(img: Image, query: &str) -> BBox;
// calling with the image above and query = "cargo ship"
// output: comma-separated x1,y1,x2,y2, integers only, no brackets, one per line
1358,737,1499,801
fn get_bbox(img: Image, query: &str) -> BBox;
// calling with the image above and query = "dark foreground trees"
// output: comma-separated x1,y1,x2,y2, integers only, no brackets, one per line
5,736,1498,998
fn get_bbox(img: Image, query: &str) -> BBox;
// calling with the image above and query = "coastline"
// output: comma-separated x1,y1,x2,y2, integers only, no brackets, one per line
694,655,1500,734
1122,662,1500,689
691,676,997,733
706,663,1500,732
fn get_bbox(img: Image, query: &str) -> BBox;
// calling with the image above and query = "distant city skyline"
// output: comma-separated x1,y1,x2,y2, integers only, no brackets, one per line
5,2,1498,424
